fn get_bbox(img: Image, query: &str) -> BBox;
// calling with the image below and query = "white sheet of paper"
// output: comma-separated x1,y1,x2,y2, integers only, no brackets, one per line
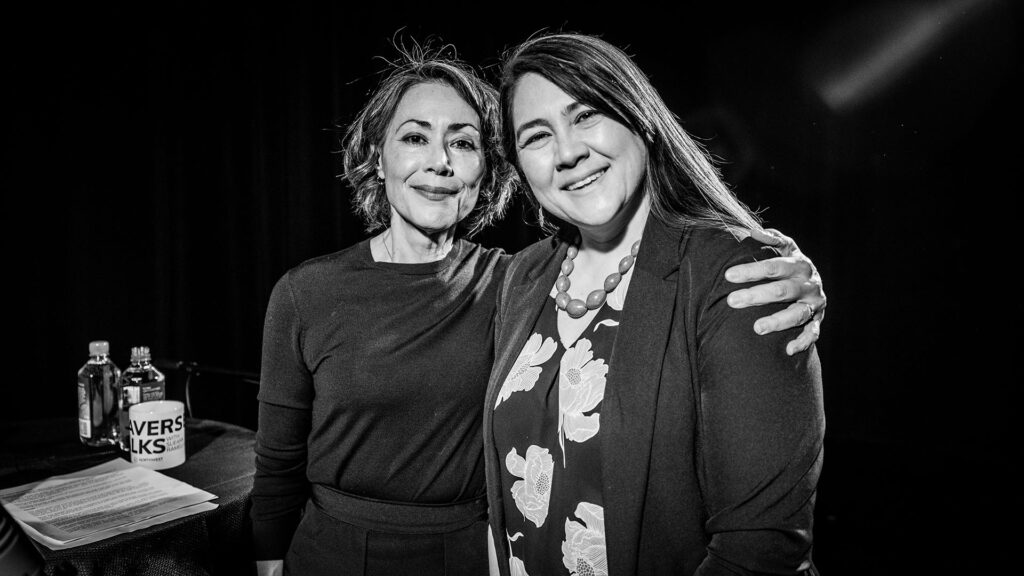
0,458,218,550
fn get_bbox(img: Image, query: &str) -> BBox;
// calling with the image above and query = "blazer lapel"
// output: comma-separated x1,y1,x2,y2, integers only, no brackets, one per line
483,237,566,576
489,241,567,407
602,219,682,576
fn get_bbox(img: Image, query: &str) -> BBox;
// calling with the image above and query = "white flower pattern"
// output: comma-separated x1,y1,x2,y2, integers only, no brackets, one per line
509,555,530,576
558,339,607,463
498,279,623,575
506,445,555,528
496,333,558,408
562,502,608,576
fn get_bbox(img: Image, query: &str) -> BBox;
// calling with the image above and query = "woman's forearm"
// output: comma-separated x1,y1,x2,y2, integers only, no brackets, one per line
251,400,311,558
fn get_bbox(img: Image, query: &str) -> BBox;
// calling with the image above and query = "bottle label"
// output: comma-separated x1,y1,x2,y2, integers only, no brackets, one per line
78,380,90,438
125,386,141,406
140,383,164,402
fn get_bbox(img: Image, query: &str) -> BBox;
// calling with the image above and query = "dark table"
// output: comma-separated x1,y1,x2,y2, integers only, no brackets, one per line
0,418,256,576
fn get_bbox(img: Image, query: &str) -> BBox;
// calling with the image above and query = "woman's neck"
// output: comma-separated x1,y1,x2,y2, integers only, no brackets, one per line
373,219,457,264
578,192,651,256
559,192,650,304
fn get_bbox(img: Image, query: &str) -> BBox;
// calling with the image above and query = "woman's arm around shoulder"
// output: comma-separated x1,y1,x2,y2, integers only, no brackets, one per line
692,234,825,575
724,228,827,356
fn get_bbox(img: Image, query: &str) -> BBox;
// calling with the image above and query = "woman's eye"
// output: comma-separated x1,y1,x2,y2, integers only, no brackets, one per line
575,110,599,124
401,134,427,145
450,139,477,151
520,132,549,148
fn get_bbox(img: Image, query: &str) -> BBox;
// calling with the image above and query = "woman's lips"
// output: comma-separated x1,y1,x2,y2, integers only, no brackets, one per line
413,184,459,196
563,168,608,191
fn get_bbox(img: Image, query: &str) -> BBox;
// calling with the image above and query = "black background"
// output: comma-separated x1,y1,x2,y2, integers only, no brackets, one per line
6,1,1020,573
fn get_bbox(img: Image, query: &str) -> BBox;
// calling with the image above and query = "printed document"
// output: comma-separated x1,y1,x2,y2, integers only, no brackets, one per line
0,458,217,550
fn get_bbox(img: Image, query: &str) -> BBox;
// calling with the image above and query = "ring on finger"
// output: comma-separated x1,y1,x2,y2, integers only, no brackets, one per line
802,302,816,321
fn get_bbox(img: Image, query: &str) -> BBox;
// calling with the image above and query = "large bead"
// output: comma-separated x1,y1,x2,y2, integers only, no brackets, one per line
567,245,579,259
618,255,635,274
604,272,622,292
566,299,588,318
561,258,575,276
586,289,607,309
630,240,641,256
555,275,571,292
555,291,571,309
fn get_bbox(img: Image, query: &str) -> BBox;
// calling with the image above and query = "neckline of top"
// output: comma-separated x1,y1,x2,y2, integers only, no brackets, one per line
361,237,464,275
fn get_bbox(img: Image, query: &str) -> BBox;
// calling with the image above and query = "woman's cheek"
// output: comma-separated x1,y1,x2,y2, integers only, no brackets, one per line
462,190,480,219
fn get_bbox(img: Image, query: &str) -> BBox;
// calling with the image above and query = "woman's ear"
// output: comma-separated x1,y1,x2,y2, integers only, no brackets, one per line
372,146,384,181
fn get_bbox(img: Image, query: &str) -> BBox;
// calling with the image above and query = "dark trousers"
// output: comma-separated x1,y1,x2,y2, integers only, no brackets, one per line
284,485,488,576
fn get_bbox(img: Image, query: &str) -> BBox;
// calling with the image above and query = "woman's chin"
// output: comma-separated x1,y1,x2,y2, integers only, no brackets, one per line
558,197,645,237
401,216,462,237
559,210,615,231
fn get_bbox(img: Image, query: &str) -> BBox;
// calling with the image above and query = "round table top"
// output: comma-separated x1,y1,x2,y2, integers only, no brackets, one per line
0,417,256,576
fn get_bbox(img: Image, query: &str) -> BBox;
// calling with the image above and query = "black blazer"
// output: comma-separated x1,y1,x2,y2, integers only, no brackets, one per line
483,219,824,576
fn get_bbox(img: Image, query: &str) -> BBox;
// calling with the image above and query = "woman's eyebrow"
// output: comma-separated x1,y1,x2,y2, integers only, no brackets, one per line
564,102,583,115
515,118,548,140
394,119,480,134
449,122,480,133
515,102,585,140
392,118,430,135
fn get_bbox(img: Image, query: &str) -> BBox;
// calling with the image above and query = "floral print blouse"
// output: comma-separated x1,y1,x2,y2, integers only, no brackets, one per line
493,275,630,576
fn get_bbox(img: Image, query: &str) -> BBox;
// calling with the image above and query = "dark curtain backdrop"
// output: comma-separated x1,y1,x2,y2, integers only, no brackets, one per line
7,1,1020,573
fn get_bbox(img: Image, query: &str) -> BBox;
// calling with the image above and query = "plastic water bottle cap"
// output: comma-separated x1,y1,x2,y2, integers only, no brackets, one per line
130,346,151,362
88,341,110,356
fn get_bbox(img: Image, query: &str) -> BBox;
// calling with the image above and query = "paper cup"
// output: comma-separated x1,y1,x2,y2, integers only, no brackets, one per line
128,400,186,470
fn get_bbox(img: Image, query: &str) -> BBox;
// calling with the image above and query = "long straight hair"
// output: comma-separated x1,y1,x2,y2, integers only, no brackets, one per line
500,33,762,234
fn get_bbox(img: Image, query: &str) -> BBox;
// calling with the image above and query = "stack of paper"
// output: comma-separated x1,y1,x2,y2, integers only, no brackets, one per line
0,458,217,550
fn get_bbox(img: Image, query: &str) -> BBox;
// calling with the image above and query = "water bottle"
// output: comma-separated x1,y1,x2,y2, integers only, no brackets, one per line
77,340,120,447
118,346,166,452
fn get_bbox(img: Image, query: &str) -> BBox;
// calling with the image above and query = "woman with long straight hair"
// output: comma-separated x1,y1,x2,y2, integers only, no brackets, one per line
485,33,825,575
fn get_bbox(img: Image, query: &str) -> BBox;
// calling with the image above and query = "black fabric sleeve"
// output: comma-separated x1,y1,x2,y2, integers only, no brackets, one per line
251,401,311,559
250,274,314,559
256,273,314,409
694,240,825,575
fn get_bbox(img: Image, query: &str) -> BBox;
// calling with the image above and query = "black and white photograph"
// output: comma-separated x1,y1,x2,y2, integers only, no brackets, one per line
3,2,1019,574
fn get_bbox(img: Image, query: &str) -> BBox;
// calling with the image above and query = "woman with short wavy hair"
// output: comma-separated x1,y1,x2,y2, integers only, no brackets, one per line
342,52,514,237
252,46,514,576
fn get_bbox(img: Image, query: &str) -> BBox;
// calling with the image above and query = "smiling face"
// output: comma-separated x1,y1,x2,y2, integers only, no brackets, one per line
377,82,485,237
511,73,649,239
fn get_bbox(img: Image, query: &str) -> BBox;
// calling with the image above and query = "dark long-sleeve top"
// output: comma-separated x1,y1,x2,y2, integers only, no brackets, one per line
483,220,825,575
251,239,510,559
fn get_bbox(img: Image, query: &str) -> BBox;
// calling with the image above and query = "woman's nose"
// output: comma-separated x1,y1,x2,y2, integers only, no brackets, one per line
426,142,454,176
555,132,588,171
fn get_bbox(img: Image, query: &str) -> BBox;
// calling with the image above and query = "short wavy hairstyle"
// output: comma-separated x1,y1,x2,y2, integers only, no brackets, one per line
341,43,514,237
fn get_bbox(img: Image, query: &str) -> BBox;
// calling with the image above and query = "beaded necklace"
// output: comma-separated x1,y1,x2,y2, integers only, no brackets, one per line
555,240,641,318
